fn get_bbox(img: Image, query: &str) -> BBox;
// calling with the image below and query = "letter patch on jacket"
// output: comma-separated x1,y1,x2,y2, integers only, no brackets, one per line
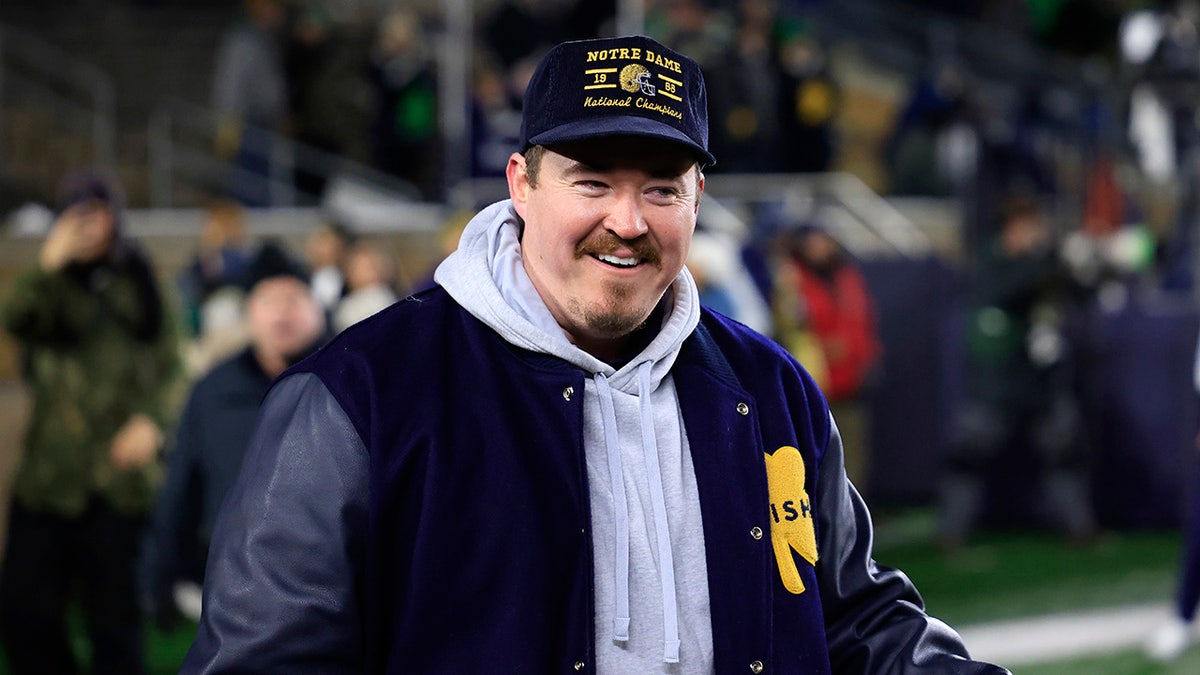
764,445,818,594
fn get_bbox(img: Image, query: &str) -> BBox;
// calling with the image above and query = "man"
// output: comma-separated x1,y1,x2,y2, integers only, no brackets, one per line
1,171,180,675
144,240,327,628
304,219,355,313
937,196,1096,553
212,0,289,205
332,238,400,333
185,36,1009,673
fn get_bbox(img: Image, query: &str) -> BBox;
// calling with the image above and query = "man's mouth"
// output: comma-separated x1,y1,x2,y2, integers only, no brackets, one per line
595,253,640,268
578,233,661,269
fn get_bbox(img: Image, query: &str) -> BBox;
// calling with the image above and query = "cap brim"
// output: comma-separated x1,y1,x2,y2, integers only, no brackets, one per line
528,116,715,166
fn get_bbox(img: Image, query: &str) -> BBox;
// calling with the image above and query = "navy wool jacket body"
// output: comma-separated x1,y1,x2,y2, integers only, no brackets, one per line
183,285,1008,674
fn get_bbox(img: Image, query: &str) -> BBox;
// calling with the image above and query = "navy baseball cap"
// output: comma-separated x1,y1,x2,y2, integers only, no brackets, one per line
519,35,715,166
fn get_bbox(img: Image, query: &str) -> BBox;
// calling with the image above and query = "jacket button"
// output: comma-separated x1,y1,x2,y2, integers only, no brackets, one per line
563,386,574,401
750,526,763,540
750,660,764,673
736,402,749,415
574,661,585,671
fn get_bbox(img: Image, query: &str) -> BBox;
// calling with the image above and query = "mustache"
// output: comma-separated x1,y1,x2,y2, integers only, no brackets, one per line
575,233,662,268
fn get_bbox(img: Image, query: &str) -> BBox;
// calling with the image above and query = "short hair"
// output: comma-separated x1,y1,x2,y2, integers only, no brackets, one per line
523,145,548,189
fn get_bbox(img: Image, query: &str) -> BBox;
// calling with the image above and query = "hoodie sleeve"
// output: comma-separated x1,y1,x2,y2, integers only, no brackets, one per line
181,372,368,673
815,414,1011,674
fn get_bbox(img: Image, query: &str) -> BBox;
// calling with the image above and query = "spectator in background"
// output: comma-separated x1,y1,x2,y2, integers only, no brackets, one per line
691,199,774,335
333,238,400,333
305,219,355,314
687,229,742,319
884,57,983,197
705,0,782,173
0,171,181,675
175,199,253,374
212,0,290,206
368,8,440,200
469,59,525,179
1121,2,1200,186
965,85,1071,262
937,196,1097,552
177,199,254,376
770,230,830,392
144,240,326,632
285,1,373,200
178,199,251,335
776,31,839,174
782,223,881,492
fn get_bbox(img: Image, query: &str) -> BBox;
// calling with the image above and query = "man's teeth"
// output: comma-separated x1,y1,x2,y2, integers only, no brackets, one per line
597,254,638,267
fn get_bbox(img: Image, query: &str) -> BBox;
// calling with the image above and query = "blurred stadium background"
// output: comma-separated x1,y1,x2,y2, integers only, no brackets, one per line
2,0,1200,672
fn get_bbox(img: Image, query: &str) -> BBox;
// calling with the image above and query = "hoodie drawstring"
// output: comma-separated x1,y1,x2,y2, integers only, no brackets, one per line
593,365,681,664
637,361,681,663
594,372,631,642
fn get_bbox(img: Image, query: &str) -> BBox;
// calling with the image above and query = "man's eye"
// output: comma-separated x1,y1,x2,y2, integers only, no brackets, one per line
577,180,607,191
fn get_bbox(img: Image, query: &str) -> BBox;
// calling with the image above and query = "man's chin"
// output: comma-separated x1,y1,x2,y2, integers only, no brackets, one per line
580,306,651,340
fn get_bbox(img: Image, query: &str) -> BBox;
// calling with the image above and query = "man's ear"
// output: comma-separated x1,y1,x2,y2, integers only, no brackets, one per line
506,152,530,217
694,170,705,214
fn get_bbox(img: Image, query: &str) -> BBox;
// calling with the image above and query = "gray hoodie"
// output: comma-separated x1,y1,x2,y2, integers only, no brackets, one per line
435,200,716,673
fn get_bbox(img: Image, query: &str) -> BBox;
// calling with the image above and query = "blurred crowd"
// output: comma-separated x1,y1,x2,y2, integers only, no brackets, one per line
0,170,419,671
206,0,1200,303
212,0,849,202
7,0,1200,669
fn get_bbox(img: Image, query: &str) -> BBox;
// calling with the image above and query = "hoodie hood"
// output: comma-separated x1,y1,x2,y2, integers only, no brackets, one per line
435,199,710,667
434,199,701,383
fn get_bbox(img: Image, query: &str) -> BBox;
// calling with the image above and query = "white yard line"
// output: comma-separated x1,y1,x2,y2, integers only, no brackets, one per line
956,602,1175,667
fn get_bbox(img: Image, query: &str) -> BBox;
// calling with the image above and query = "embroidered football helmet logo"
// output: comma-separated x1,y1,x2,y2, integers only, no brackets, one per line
619,63,656,96
764,445,819,594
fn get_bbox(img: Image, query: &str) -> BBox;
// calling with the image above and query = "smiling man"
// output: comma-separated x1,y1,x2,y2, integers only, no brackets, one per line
511,138,700,360
183,36,1009,674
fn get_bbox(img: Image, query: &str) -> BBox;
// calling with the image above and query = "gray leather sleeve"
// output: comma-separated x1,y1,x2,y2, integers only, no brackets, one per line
816,413,1011,674
181,372,368,673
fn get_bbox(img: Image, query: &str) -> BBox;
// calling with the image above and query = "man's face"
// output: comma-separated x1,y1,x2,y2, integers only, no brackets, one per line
799,229,839,268
344,246,391,292
65,200,117,262
246,276,325,364
507,138,703,357
1001,212,1047,257
306,228,345,269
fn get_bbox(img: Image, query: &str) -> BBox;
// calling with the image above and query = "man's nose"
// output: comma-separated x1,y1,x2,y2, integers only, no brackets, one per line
604,191,649,240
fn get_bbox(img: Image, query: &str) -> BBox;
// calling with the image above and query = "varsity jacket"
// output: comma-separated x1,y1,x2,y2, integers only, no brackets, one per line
183,285,1008,674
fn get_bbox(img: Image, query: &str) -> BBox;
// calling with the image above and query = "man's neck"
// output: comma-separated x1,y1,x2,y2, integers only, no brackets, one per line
591,302,666,368
253,348,288,379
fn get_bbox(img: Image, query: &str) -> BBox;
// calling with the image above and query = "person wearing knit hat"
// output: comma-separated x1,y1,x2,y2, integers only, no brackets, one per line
145,238,326,632
186,36,1008,674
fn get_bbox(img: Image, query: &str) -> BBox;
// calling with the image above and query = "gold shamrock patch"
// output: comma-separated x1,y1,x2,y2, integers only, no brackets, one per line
763,446,819,594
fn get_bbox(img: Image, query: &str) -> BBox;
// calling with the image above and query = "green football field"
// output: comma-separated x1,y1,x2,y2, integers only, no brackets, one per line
2,508,1198,673
873,508,1199,673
